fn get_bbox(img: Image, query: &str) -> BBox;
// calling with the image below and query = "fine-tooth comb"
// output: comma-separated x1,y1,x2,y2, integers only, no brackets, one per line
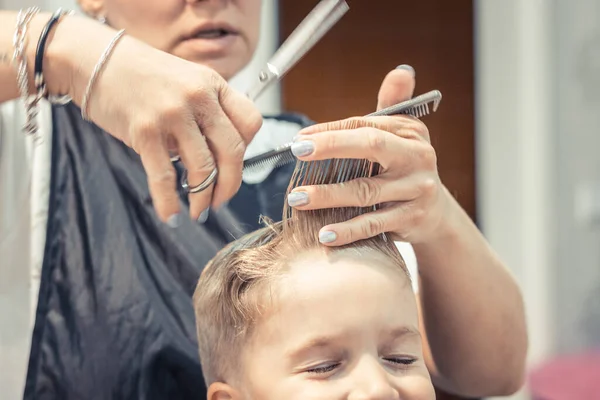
242,89,443,173
246,0,349,101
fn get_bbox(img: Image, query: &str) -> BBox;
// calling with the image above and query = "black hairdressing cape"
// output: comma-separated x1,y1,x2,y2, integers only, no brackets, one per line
23,103,310,400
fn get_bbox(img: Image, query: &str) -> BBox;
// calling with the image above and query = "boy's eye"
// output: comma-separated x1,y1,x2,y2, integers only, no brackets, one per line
306,362,341,375
384,357,417,368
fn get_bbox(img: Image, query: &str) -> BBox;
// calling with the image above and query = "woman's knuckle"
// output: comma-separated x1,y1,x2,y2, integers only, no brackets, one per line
186,89,215,121
227,136,247,163
418,144,437,168
130,120,159,153
207,68,225,90
366,129,387,153
411,207,427,226
160,103,187,124
396,229,410,242
191,154,216,175
324,132,339,152
131,117,155,134
345,229,355,244
356,178,379,207
219,172,242,199
149,167,176,187
186,139,216,175
419,177,438,197
240,108,263,139
314,185,332,204
416,122,430,138
190,71,221,98
362,217,384,238
387,119,405,135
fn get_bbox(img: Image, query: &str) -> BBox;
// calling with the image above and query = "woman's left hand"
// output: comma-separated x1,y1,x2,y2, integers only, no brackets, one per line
288,66,451,246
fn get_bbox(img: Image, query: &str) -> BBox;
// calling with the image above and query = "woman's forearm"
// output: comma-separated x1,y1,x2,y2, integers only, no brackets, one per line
1,11,66,103
0,10,121,106
415,187,528,397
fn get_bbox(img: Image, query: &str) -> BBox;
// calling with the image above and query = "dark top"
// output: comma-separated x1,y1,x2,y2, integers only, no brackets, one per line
23,103,311,400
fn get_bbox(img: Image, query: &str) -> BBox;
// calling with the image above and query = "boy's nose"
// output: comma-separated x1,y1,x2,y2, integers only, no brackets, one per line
347,357,400,400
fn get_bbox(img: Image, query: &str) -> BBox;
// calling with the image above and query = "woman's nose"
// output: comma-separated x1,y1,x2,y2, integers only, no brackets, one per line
347,358,400,400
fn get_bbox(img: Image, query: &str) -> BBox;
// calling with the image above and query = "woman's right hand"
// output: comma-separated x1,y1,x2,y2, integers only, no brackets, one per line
45,16,262,224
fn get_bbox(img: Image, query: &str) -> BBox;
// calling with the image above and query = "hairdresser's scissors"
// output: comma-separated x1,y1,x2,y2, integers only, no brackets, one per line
246,0,349,101
176,1,349,198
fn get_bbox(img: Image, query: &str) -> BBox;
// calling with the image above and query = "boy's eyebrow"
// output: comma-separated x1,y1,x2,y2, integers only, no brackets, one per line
384,326,422,340
286,325,421,361
380,326,423,352
285,335,344,364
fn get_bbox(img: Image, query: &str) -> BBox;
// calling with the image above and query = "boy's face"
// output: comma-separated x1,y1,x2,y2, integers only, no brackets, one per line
233,250,435,400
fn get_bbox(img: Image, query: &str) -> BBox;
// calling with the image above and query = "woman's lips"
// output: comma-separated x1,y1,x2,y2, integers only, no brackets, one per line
179,31,239,56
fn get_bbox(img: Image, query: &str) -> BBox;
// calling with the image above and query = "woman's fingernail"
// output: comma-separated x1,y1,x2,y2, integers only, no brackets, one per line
287,192,309,207
198,208,210,224
396,64,416,77
167,213,182,228
319,231,337,244
291,140,315,157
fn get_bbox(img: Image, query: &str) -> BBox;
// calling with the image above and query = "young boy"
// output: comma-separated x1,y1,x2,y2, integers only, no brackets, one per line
194,179,436,400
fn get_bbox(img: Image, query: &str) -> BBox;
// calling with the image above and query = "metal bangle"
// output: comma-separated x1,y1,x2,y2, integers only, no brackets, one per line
13,7,41,140
34,8,75,106
181,167,218,194
80,29,126,121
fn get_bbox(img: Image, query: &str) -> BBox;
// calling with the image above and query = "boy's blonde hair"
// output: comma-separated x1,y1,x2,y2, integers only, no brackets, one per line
193,157,409,384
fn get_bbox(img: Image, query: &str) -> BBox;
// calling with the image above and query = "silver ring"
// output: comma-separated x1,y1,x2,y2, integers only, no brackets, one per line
181,167,218,194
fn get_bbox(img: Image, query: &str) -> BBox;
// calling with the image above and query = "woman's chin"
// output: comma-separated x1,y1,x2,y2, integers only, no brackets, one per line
175,51,249,81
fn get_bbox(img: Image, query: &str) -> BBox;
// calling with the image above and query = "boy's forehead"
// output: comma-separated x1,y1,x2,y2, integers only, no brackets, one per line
283,248,410,289
251,253,418,340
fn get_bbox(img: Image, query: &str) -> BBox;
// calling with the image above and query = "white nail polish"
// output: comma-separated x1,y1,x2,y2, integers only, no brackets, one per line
291,141,315,157
287,192,309,207
396,64,416,77
319,231,337,244
167,213,181,228
198,208,210,224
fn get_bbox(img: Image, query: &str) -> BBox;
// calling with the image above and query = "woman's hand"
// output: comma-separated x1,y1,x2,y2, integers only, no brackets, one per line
288,67,450,245
46,16,262,224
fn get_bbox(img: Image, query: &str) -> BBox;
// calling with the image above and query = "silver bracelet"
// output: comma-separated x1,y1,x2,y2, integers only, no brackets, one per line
13,7,41,140
33,8,75,107
81,29,126,122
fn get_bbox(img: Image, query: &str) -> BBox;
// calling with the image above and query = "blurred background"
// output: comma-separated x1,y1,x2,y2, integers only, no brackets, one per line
2,0,599,399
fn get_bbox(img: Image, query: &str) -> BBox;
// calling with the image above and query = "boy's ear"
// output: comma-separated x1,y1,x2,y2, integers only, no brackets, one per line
207,382,243,400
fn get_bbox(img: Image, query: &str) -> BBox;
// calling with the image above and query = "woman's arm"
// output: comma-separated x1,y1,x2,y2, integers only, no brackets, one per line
415,189,527,397
0,11,75,103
